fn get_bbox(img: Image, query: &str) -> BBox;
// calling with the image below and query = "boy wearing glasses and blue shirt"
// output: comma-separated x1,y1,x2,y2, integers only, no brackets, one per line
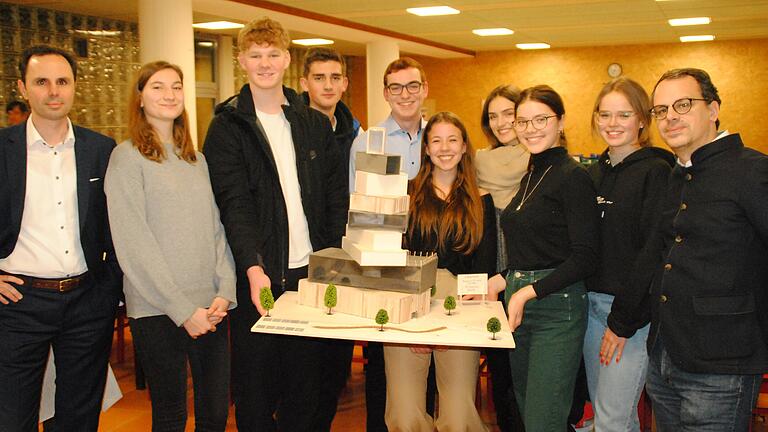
348,57,429,189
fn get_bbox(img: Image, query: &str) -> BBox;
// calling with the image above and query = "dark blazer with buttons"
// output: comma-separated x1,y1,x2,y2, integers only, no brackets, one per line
0,121,122,297
611,133,768,374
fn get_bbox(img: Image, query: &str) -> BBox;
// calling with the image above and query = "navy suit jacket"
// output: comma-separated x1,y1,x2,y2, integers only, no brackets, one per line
0,120,122,297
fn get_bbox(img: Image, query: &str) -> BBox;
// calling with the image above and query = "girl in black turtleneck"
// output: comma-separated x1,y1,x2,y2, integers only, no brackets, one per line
491,85,600,431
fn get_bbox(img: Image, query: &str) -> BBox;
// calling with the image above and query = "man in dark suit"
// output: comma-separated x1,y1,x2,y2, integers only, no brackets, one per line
0,45,121,432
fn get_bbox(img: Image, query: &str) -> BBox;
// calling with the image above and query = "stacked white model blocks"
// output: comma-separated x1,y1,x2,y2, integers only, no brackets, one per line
296,128,437,324
343,127,409,266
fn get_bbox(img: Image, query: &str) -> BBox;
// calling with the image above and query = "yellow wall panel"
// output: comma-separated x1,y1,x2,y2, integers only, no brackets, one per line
398,39,768,156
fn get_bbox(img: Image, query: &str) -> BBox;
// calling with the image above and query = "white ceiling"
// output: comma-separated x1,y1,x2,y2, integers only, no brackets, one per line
8,0,768,57
278,0,768,48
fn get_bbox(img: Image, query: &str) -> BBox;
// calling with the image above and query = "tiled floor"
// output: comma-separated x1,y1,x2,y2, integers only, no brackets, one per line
93,328,501,431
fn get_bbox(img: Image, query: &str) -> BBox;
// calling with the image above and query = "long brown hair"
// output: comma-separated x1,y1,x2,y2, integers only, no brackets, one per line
128,61,196,163
408,112,483,254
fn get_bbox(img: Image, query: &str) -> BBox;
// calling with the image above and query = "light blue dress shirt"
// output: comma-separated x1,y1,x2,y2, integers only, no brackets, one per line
348,114,427,192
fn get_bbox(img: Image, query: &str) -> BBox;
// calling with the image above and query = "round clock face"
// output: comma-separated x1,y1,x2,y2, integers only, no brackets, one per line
608,63,622,78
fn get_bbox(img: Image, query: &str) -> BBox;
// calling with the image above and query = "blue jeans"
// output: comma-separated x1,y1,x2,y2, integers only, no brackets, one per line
131,315,230,432
507,270,587,431
646,340,761,432
583,292,649,432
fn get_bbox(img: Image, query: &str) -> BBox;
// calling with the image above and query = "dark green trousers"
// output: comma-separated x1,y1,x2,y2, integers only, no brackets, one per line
506,270,587,431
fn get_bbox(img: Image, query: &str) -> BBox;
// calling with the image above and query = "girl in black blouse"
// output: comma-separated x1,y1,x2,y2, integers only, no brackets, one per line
495,86,600,430
383,112,494,432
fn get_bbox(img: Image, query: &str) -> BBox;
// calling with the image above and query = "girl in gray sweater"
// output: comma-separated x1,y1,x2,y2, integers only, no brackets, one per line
105,61,236,432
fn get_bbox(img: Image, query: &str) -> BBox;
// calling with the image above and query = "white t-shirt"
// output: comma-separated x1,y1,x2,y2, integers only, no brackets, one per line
256,107,313,268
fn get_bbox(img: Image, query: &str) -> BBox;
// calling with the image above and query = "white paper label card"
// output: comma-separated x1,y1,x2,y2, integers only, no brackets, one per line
457,273,488,296
367,127,386,154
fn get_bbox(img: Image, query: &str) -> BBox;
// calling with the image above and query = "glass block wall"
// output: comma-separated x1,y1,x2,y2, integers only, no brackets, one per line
0,2,141,142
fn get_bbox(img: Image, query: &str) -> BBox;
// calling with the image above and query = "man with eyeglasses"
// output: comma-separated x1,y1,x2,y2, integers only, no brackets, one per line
348,57,430,432
348,57,429,189
605,68,768,431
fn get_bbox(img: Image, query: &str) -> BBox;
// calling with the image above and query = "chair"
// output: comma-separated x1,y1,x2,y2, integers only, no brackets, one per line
750,374,768,431
475,353,492,409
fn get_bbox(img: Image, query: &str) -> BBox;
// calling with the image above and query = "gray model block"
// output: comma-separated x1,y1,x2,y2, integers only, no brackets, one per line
355,152,401,175
307,247,438,294
348,210,408,232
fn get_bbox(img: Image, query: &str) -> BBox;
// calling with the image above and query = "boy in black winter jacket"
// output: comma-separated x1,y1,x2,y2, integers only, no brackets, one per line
203,17,347,432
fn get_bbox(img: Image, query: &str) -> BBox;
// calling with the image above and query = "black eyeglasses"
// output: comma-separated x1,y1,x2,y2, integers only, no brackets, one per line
513,115,557,132
650,98,708,120
386,81,422,95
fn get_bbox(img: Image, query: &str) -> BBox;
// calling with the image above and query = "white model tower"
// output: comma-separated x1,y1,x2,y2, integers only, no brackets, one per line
342,127,409,266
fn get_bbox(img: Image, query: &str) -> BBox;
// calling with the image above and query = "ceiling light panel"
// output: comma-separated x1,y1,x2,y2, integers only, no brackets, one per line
516,43,551,50
292,38,335,46
680,35,715,42
406,6,460,17
668,17,711,26
192,21,244,30
472,28,514,36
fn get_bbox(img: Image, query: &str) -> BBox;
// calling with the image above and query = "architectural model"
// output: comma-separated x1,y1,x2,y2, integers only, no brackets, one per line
296,127,438,324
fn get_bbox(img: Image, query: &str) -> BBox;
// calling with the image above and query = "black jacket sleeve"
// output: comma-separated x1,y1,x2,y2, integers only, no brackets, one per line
474,194,498,276
318,114,349,247
607,162,671,337
202,115,266,274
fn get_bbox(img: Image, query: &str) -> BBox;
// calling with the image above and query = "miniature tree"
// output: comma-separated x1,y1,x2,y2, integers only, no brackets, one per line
259,287,275,317
487,317,502,340
324,283,338,315
444,296,457,315
430,285,436,297
375,309,389,331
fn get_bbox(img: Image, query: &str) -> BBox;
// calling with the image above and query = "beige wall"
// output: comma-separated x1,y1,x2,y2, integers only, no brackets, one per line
376,38,768,156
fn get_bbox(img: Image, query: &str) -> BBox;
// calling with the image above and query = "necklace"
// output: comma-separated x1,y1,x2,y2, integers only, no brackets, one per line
515,165,552,211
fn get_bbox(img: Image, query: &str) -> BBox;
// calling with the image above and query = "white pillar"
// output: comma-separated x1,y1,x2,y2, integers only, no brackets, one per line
217,36,235,100
138,0,199,146
366,41,399,127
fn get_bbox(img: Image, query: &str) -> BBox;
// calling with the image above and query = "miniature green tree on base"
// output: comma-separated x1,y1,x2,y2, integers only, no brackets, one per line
487,317,501,340
324,283,338,315
430,285,436,297
375,309,389,331
259,287,275,317
444,296,457,316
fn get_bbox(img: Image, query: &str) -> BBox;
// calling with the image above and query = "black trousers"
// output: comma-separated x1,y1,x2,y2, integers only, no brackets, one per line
486,347,526,432
0,275,116,432
231,266,344,432
131,314,230,432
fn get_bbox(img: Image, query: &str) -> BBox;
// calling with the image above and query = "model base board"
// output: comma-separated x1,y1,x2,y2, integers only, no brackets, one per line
252,291,515,348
